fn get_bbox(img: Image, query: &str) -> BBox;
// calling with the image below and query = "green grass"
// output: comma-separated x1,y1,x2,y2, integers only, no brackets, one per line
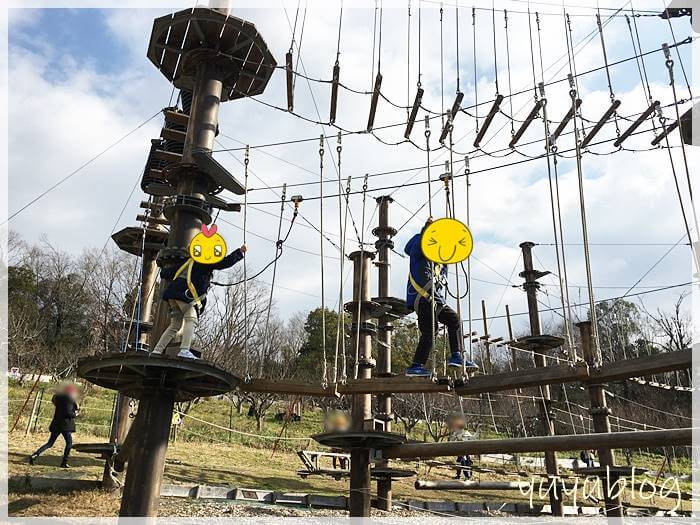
8,380,693,517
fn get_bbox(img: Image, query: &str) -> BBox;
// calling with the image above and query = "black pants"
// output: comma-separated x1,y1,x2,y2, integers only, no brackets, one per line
456,455,472,479
33,431,73,461
412,300,462,366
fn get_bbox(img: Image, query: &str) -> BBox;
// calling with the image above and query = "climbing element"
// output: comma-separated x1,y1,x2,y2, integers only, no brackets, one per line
425,116,432,217
334,133,344,385
319,135,328,387
260,183,287,376
243,145,250,379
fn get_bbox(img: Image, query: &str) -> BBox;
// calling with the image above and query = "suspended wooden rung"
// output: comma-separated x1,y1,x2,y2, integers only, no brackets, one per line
509,99,544,148
580,99,620,149
473,94,504,148
550,98,582,144
329,62,340,123
614,100,659,147
404,87,424,139
286,51,294,112
439,91,465,143
367,72,383,131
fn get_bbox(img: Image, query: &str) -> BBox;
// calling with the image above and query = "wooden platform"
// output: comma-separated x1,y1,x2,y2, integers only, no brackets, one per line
77,352,240,401
73,442,119,459
312,431,406,450
371,467,416,480
147,8,276,101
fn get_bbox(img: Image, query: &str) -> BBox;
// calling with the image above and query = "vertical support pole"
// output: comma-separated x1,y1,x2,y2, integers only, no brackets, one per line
25,389,41,437
519,241,563,517
577,321,624,517
118,393,175,517
104,233,161,489
348,249,375,517
32,388,45,434
374,196,394,511
481,300,492,373
119,60,225,517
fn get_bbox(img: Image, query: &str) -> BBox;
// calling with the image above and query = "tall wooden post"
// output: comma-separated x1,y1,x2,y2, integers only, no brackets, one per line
373,196,394,510
25,389,41,436
120,15,227,518
104,202,165,489
348,249,375,517
519,241,563,516
577,321,624,517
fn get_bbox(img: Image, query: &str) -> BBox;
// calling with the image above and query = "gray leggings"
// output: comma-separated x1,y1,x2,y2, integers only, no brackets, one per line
153,300,198,353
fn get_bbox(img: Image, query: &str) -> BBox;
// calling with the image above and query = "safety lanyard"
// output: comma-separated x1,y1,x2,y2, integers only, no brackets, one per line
173,258,202,309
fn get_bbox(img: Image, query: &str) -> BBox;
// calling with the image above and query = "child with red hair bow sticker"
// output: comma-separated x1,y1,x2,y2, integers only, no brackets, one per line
152,224,247,359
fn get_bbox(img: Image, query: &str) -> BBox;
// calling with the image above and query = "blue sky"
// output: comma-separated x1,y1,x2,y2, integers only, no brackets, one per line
6,4,697,343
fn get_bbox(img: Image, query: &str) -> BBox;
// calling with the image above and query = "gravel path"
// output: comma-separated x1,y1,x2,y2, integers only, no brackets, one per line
159,498,503,518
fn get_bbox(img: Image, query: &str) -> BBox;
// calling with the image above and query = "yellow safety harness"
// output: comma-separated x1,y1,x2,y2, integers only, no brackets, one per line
173,258,203,310
408,263,443,302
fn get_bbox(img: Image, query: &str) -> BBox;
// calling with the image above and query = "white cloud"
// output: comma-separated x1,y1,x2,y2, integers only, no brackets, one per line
7,5,695,341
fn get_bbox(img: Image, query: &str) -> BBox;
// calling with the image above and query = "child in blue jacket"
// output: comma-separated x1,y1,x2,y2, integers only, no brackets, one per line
404,219,478,376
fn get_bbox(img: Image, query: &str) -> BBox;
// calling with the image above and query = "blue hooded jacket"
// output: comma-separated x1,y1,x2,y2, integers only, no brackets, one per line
160,248,244,313
404,231,447,311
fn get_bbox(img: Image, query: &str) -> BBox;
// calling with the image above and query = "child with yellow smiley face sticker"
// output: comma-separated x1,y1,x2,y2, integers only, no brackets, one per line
404,217,477,377
420,217,474,264
152,224,247,359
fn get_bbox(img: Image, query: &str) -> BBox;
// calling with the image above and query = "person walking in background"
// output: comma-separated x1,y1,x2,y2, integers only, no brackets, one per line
447,414,474,480
29,384,80,468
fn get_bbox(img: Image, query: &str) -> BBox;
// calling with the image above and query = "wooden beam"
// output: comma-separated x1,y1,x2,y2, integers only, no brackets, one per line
454,362,589,396
589,349,691,383
236,350,690,398
339,376,450,395
380,428,692,460
415,480,531,491
238,379,340,398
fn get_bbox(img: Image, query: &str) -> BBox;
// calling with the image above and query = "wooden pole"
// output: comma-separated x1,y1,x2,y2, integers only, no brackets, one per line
577,321,624,517
32,388,45,433
348,249,375,517
119,54,225,516
10,373,43,434
25,388,41,437
481,300,492,373
374,196,394,511
519,241,563,516
380,428,692,459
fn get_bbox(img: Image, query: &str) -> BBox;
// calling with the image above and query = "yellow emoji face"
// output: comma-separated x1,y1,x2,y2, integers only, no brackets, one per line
420,218,473,264
189,224,227,264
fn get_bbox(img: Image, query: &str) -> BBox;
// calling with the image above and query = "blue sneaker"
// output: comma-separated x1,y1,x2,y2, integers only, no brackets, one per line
406,364,431,377
448,353,479,371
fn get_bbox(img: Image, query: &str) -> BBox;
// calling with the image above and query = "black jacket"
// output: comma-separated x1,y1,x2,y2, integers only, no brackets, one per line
49,393,79,433
160,249,244,312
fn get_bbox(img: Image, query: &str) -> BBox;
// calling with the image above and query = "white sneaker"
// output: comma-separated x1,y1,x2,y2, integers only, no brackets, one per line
177,349,199,360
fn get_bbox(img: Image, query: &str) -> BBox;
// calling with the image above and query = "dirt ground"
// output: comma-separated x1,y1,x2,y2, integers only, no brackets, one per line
9,433,691,517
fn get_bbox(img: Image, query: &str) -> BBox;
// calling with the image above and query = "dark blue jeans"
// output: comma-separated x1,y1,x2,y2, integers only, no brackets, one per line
34,431,73,461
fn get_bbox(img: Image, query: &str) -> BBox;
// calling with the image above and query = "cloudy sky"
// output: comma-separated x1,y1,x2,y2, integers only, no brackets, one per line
6,1,696,351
